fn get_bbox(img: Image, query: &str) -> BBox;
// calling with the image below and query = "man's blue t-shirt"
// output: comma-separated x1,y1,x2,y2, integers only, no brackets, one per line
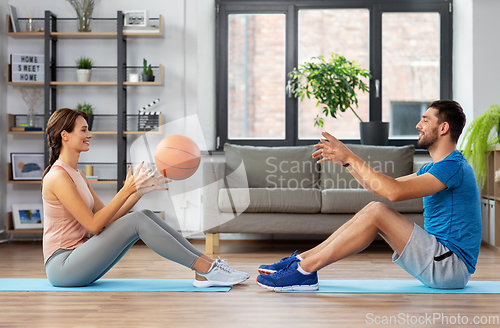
417,150,482,274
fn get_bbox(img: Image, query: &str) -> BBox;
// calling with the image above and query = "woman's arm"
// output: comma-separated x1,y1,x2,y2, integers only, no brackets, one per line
45,165,148,235
84,167,169,228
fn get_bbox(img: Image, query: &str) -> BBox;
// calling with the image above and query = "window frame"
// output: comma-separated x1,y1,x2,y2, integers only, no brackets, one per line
216,0,453,152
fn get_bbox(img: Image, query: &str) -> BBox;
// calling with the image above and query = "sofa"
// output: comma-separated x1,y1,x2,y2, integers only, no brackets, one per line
202,143,424,254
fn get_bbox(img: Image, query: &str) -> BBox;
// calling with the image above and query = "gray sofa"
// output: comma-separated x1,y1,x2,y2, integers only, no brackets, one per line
202,143,424,254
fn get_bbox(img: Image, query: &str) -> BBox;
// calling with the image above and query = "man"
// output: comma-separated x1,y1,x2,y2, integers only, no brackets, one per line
256,100,482,291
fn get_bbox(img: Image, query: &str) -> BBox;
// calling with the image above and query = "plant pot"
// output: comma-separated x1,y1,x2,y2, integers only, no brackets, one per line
76,69,91,82
142,74,155,82
86,114,94,131
360,122,389,146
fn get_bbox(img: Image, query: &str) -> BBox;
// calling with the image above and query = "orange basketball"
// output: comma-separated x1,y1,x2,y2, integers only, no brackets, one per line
154,134,201,180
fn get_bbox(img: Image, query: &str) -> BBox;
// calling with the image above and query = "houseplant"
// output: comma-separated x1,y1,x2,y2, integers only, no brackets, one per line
288,53,387,145
76,56,93,82
76,101,94,130
66,0,100,32
461,104,500,187
142,58,155,82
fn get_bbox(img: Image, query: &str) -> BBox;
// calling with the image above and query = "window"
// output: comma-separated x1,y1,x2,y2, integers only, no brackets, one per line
216,0,452,150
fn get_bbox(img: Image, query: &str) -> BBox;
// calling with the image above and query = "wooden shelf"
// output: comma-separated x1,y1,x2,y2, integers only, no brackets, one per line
6,15,164,39
6,63,163,86
5,212,43,234
6,15,44,38
6,114,44,134
6,163,42,184
50,81,117,86
5,64,44,86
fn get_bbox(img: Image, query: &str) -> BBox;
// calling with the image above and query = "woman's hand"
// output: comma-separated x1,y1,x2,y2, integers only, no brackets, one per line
136,167,171,196
123,162,171,197
312,131,354,166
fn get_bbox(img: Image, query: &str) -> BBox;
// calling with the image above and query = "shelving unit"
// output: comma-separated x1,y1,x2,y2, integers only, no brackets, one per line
6,113,162,135
5,212,43,234
481,145,500,248
5,11,165,235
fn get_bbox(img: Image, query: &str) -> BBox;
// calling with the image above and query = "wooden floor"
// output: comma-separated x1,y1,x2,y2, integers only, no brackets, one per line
1,240,499,328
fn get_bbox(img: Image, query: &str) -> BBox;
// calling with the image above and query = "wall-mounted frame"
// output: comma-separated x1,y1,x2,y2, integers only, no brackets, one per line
11,153,44,180
123,10,149,27
12,203,44,230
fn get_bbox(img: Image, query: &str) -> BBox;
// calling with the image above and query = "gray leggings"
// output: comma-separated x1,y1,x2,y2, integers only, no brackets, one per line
45,209,203,287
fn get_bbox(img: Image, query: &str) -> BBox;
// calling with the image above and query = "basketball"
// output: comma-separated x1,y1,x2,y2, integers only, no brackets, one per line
154,134,201,180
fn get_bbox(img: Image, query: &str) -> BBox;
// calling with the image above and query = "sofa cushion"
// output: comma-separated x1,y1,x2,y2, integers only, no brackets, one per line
219,188,321,214
320,144,415,189
321,189,423,213
224,143,320,188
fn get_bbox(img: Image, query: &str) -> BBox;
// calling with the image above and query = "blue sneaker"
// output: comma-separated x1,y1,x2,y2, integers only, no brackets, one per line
256,260,319,291
258,250,300,274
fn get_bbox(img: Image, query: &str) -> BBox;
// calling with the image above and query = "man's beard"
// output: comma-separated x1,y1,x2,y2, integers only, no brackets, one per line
417,128,438,149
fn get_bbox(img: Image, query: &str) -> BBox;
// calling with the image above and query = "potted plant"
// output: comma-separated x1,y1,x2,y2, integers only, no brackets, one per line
66,0,100,32
76,56,93,82
461,104,500,187
76,101,94,130
288,53,388,145
142,58,155,82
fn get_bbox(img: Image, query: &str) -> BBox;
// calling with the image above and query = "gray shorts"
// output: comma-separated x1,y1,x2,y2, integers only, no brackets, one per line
392,223,471,289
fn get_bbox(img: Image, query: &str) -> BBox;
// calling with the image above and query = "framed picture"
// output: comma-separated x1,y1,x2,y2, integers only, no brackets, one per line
123,10,149,27
11,153,44,180
12,204,44,230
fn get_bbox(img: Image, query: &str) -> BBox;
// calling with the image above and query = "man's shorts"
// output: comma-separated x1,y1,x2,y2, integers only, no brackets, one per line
392,223,471,289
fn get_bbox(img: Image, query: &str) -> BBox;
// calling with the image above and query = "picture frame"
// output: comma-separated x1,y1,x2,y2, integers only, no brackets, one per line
123,10,149,27
11,153,44,180
12,204,44,230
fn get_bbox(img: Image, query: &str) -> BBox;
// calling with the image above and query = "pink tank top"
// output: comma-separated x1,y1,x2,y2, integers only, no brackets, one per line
42,160,94,263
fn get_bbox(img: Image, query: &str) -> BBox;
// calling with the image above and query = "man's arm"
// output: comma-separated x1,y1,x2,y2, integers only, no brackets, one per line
314,132,446,202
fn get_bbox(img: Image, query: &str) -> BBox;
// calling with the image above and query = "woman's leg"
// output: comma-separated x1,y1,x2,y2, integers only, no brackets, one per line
46,211,204,287
139,209,213,272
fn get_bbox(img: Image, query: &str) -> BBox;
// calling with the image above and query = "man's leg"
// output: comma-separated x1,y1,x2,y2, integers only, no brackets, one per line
299,201,414,273
299,202,377,259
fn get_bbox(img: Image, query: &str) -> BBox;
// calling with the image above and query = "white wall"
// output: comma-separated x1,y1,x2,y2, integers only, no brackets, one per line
3,0,216,234
454,0,500,140
471,0,500,117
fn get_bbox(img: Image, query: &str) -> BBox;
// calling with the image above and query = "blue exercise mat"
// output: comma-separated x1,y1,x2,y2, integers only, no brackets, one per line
278,280,500,294
0,279,231,292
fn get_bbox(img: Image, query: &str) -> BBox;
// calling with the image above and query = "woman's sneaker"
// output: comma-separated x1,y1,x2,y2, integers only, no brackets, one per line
256,260,318,291
193,258,250,287
258,250,300,274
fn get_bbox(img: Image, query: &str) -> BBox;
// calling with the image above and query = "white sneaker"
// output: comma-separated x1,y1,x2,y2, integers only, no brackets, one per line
193,258,250,287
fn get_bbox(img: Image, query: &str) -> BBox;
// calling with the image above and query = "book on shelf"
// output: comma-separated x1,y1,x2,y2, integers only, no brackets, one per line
24,127,43,131
86,175,99,181
8,5,20,33
11,127,25,132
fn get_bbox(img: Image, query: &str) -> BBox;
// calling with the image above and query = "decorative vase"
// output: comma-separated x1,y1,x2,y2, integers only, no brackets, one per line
77,11,92,32
76,69,91,82
28,107,35,127
142,74,155,82
359,122,390,146
27,18,35,32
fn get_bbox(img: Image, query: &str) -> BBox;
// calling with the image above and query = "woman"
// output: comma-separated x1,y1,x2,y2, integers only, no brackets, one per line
42,108,249,287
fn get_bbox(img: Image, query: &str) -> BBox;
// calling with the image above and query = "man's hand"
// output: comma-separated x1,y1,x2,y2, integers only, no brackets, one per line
312,131,354,166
